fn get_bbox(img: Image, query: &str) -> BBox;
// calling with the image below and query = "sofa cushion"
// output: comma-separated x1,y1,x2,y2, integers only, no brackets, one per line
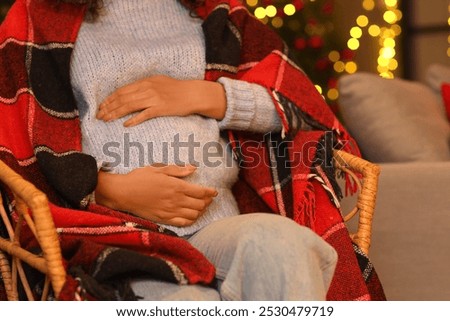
338,72,450,163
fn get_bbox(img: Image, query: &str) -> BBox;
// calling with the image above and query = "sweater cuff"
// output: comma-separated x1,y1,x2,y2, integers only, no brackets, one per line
217,77,282,133
217,77,257,131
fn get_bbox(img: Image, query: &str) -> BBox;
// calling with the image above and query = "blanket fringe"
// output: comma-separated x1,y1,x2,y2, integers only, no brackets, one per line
294,182,316,230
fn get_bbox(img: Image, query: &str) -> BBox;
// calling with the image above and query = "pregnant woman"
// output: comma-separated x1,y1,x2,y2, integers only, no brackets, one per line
0,0,384,301
75,0,336,300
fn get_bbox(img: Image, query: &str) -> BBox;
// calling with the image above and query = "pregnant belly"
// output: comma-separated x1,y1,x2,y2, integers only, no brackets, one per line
82,114,239,189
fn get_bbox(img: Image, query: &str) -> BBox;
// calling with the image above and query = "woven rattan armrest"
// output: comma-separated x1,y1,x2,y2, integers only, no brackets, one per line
333,150,381,255
0,160,66,300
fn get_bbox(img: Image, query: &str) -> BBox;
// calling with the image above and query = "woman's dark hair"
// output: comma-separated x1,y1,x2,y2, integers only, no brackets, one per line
59,0,205,20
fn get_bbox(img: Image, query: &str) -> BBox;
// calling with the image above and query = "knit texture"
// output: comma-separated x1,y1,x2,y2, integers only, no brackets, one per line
71,0,281,235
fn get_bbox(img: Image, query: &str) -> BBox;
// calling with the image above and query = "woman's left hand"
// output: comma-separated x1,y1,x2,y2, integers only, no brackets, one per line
96,75,227,127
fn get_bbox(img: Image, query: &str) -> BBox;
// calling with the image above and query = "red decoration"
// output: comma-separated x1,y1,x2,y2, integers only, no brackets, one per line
294,0,304,10
340,48,356,61
322,1,334,15
308,18,318,26
294,37,307,50
276,10,286,18
308,35,324,49
327,77,338,89
315,57,331,71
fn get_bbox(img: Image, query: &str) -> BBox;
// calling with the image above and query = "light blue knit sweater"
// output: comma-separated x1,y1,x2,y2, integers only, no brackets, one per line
70,0,281,235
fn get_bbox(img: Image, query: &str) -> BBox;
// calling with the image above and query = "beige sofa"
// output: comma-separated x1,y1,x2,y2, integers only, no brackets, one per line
341,162,450,300
338,64,450,300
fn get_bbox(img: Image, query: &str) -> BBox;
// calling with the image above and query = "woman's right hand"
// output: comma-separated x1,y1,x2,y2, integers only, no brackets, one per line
94,164,218,227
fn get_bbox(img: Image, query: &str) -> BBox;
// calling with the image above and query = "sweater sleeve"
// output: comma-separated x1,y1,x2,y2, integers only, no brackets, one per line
217,77,282,133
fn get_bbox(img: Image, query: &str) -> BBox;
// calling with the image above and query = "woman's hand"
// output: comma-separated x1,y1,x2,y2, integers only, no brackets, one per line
95,164,218,227
96,75,227,126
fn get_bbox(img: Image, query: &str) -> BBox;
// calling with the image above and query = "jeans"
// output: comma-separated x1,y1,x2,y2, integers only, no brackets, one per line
130,213,338,300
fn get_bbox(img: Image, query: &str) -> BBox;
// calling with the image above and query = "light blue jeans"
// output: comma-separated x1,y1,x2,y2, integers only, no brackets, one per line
131,213,337,300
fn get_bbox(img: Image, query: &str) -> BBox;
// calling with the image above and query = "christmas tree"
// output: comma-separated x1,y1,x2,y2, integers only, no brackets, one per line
244,0,350,112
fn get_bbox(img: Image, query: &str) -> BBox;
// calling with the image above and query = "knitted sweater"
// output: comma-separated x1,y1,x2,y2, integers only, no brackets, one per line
70,0,281,235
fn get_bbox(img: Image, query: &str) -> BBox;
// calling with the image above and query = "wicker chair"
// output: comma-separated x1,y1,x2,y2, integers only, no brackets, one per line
0,150,380,301
0,161,66,301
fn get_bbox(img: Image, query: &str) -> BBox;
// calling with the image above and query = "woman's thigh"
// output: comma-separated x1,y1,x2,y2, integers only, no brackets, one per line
187,213,337,300
130,213,337,300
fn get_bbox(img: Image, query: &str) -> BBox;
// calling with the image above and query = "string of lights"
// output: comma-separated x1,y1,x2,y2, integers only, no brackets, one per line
344,0,402,79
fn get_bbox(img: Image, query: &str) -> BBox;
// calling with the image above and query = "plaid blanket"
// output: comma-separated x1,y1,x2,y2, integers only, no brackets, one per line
0,0,385,300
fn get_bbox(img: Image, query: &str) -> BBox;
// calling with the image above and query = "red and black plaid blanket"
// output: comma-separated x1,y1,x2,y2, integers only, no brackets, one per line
0,0,385,300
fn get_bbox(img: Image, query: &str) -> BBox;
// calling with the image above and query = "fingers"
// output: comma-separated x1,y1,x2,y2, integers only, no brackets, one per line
157,173,218,199
164,216,197,227
97,97,152,121
123,106,162,127
153,194,213,227
96,75,191,125
182,181,218,199
149,163,218,203
183,195,213,212
155,163,197,177
152,207,206,227
97,76,162,121
146,164,218,198
155,165,217,213
98,83,140,107
101,79,148,106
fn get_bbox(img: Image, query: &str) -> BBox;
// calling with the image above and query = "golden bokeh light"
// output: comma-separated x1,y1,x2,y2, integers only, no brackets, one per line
254,7,266,19
350,26,363,39
266,5,277,18
328,50,340,62
383,10,397,24
284,4,296,16
315,85,323,94
246,0,258,7
362,0,375,11
347,38,360,50
271,16,284,28
368,24,381,37
345,61,358,74
327,88,339,100
384,0,397,7
356,15,369,27
334,61,346,73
